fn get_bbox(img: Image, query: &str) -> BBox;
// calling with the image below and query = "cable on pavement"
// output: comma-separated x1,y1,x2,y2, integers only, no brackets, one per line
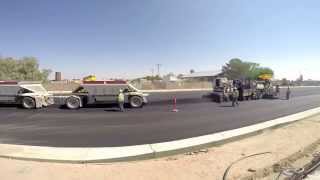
222,152,272,180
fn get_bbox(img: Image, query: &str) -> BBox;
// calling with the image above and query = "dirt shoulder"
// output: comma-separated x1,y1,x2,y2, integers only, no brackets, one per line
2,115,320,180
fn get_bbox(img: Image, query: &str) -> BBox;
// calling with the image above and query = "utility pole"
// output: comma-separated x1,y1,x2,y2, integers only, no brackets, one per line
156,64,162,76
151,68,154,77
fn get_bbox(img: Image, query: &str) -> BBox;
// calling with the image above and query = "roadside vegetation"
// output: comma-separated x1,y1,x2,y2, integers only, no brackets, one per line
222,58,274,80
0,56,312,87
0,56,51,82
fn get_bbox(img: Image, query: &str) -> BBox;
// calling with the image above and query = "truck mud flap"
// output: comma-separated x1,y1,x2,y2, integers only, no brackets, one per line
34,96,43,108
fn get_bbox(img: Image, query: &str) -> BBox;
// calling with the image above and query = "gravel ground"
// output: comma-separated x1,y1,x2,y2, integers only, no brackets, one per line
1,114,320,180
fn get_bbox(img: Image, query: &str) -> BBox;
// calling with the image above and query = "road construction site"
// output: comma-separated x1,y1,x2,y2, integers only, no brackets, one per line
0,87,319,148
2,110,320,180
0,85,320,180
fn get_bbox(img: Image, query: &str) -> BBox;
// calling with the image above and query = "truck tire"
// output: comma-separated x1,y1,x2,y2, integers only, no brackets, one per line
22,97,36,109
218,95,223,103
66,96,81,109
255,93,261,100
130,96,143,108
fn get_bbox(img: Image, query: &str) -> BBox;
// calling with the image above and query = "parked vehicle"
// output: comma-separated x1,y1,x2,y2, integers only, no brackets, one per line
0,81,54,109
54,80,149,109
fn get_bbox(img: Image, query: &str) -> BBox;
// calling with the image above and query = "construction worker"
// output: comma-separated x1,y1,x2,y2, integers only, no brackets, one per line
276,85,280,97
232,87,239,107
286,86,291,100
118,89,125,112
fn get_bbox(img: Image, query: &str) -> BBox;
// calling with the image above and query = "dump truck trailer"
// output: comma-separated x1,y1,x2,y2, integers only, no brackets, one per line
54,80,149,109
0,81,54,109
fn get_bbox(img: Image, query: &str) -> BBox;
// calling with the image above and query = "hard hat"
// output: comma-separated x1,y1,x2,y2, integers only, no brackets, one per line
119,89,123,92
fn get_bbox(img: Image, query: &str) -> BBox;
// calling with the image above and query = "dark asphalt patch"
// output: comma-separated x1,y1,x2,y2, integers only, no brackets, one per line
0,87,320,147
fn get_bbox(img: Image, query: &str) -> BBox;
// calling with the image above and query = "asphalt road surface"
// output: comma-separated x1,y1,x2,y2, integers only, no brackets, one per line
0,87,320,147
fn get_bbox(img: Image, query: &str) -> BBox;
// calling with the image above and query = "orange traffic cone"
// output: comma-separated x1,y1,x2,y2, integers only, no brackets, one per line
172,97,179,112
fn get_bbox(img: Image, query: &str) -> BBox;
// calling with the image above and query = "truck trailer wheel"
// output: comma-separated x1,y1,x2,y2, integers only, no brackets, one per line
22,97,36,109
130,96,143,108
66,96,81,109
214,94,223,103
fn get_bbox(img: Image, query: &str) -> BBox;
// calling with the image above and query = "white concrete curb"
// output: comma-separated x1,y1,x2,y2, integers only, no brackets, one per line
1,107,320,163
151,107,320,154
0,144,154,163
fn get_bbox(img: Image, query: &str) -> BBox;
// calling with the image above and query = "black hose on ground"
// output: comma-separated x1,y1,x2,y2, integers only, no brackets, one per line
222,152,272,180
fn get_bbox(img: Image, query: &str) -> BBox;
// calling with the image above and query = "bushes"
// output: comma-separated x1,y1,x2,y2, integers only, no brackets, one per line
0,56,51,82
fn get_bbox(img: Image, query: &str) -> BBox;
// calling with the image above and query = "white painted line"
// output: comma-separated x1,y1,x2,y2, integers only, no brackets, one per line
0,107,319,162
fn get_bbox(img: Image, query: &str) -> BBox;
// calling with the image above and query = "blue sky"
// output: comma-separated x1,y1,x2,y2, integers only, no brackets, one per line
1,0,320,80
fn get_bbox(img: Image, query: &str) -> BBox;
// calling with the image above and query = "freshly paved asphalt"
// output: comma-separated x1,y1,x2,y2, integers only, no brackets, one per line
0,87,320,147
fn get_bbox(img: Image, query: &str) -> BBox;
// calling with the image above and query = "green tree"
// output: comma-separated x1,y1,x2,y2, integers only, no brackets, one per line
0,56,52,82
222,58,274,80
145,75,162,81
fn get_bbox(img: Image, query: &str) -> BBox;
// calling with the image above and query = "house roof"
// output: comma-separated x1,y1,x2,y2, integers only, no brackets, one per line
183,70,222,78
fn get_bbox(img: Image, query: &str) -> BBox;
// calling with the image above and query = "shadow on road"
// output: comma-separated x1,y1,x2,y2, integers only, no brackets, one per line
219,105,234,108
0,104,18,108
58,103,126,110
104,108,122,112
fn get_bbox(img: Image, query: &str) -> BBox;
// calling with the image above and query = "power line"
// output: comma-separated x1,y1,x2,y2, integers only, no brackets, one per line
156,64,162,76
